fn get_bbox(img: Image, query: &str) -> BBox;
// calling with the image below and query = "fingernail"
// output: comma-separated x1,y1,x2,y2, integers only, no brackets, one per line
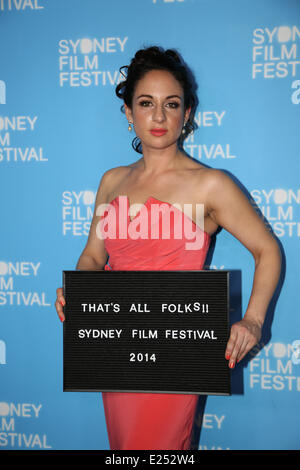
225,354,231,360
229,361,235,369
60,300,64,306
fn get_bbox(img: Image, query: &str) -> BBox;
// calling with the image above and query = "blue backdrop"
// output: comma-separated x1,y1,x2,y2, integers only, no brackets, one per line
0,0,299,451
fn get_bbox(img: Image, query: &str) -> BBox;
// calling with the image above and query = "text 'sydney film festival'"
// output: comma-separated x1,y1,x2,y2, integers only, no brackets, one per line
0,0,299,451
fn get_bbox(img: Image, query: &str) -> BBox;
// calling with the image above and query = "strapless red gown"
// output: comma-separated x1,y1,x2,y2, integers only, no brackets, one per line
99,195,211,450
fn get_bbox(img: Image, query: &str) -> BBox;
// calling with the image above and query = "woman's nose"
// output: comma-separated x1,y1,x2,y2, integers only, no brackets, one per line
152,105,166,122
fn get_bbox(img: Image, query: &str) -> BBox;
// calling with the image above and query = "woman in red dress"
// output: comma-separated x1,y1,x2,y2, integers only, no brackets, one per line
55,47,281,450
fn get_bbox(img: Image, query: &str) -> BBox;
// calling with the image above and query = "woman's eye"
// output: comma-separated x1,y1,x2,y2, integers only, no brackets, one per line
139,101,152,107
166,102,180,109
138,101,180,108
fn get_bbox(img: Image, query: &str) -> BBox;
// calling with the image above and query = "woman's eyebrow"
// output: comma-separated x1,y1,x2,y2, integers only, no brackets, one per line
166,95,182,100
136,94,153,99
136,94,182,100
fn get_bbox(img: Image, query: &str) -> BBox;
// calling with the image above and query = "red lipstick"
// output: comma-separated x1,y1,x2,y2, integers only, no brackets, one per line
150,128,167,136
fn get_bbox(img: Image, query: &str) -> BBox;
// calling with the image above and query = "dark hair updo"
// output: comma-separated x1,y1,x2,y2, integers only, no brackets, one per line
115,46,198,154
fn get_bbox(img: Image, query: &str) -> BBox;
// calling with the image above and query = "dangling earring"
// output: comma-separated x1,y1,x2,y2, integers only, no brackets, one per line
182,121,187,134
128,121,133,131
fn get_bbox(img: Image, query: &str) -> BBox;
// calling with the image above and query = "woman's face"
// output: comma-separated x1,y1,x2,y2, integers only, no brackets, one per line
124,69,190,152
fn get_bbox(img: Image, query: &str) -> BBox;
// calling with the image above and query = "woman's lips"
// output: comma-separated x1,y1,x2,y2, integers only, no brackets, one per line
150,129,167,136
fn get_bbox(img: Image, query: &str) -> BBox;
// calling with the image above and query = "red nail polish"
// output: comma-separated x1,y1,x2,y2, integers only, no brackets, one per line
229,361,235,369
225,354,231,360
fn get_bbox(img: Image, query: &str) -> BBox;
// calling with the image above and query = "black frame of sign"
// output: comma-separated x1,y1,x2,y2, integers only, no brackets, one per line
63,270,231,396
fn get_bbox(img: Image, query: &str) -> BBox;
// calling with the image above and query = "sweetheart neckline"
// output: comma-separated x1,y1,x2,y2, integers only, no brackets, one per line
106,195,211,238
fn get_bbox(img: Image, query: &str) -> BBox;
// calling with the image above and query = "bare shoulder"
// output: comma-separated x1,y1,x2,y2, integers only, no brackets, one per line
197,167,227,183
191,166,226,190
102,158,142,184
197,167,239,194
101,164,131,184
97,164,132,201
191,167,247,216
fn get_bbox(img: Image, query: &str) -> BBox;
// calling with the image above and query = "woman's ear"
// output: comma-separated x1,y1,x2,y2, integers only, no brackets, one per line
124,103,133,123
184,106,191,124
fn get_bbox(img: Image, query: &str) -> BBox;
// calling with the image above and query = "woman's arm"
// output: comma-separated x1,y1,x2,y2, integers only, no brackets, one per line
75,168,118,271
55,169,114,321
205,170,282,368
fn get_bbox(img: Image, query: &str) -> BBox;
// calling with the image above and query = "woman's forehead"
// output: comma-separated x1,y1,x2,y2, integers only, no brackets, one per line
133,69,184,97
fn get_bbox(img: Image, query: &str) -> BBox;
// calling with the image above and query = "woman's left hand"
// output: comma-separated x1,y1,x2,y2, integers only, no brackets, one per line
225,317,262,368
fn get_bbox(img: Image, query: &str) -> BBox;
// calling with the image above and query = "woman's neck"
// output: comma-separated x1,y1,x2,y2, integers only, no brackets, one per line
138,145,185,175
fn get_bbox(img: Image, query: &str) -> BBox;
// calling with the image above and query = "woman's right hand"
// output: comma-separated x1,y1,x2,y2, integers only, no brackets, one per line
55,287,65,322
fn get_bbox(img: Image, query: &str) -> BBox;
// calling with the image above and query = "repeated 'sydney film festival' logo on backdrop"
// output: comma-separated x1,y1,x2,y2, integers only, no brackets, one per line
0,402,51,449
58,37,128,87
183,110,237,161
62,190,95,236
0,0,44,11
251,188,300,238
252,25,300,79
197,413,229,451
249,341,300,392
0,114,46,163
0,261,50,307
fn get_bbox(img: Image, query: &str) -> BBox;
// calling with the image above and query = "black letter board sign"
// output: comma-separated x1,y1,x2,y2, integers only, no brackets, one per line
63,270,230,395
